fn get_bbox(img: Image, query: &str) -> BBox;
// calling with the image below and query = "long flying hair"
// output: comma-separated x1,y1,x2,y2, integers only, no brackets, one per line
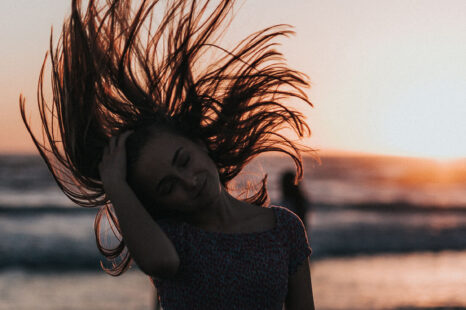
19,0,319,276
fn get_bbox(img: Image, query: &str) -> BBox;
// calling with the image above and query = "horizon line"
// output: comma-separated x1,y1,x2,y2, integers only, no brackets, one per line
1,148,463,162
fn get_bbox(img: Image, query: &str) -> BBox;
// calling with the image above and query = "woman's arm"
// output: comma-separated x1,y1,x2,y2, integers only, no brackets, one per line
99,131,180,278
106,181,180,278
285,257,315,310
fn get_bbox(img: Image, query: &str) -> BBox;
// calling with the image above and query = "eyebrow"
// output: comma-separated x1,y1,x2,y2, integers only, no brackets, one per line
172,147,183,166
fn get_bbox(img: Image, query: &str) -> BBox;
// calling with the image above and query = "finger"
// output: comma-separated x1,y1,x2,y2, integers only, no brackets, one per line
116,130,134,150
113,134,121,152
123,129,134,138
109,135,117,153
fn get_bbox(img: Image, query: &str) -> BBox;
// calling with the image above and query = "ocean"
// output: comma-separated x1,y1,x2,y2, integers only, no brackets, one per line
1,153,465,309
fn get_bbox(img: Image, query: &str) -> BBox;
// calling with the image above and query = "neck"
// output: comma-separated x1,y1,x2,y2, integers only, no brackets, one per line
184,185,246,229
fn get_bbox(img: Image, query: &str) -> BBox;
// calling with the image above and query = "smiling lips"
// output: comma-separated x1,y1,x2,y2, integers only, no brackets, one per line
195,175,207,198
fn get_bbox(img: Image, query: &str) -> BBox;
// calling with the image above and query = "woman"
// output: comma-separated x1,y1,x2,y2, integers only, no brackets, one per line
19,0,319,308
280,170,312,229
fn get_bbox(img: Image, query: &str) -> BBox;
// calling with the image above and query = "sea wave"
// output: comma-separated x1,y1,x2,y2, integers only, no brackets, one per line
2,204,466,270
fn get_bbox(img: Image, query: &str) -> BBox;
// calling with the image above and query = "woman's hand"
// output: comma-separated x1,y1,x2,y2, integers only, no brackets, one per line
98,130,134,197
97,129,181,278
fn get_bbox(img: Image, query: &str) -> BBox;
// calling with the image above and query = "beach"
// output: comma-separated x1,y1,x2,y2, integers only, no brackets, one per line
2,251,466,310
1,154,465,309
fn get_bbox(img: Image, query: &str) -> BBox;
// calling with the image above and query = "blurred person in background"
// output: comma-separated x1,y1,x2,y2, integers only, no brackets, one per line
280,170,312,230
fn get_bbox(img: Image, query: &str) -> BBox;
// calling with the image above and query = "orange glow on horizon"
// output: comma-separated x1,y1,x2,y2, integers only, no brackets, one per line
1,0,465,161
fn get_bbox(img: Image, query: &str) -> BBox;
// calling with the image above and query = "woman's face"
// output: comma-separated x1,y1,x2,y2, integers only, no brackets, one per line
131,129,222,216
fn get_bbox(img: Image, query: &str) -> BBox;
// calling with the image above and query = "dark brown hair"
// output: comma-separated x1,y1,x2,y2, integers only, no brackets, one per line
19,0,319,276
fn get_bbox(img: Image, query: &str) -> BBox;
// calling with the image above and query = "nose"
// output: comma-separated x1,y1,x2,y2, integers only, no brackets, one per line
179,173,200,191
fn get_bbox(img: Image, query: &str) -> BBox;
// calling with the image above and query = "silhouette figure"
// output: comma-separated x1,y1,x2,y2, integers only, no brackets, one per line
280,170,312,229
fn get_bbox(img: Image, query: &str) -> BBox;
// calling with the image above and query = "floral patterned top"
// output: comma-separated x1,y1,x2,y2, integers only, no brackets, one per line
152,205,312,310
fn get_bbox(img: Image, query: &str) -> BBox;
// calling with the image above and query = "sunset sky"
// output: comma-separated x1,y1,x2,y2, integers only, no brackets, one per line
1,0,465,160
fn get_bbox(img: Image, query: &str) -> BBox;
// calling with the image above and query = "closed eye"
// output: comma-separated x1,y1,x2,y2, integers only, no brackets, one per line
180,154,190,167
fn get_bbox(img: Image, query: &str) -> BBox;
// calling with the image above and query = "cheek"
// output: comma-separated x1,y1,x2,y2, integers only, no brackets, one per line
209,170,222,191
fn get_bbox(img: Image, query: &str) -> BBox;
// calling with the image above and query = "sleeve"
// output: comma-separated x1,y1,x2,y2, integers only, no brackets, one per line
153,219,188,277
284,209,312,276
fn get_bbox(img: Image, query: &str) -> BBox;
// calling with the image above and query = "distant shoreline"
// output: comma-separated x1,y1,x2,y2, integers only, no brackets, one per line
311,201,466,213
1,200,465,217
